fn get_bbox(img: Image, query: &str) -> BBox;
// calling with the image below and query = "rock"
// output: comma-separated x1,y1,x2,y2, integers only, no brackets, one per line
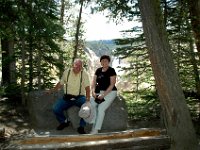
28,90,128,132
102,96,128,131
27,90,63,129
67,96,128,132
66,107,80,129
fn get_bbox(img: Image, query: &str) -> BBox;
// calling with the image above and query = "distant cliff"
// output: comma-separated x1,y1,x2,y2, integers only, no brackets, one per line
85,40,116,57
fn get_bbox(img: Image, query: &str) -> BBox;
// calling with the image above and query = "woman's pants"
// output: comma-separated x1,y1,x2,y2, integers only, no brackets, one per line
91,91,117,130
53,95,86,127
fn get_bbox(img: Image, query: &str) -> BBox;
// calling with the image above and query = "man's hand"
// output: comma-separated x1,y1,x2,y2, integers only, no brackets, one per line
92,91,98,98
85,100,90,104
45,89,54,95
45,82,62,95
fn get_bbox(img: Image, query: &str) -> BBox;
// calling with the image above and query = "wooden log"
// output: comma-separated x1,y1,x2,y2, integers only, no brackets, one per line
16,128,171,150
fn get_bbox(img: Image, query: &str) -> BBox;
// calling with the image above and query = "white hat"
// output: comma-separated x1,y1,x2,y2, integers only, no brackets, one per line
78,102,95,123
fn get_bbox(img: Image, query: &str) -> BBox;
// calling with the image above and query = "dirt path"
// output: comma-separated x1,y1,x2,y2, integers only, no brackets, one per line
0,98,33,148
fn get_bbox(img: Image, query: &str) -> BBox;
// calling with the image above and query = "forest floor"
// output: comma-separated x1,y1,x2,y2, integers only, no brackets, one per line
0,97,200,149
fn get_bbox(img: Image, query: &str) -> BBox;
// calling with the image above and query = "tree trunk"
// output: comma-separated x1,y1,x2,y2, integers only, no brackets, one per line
1,39,10,85
28,28,33,92
21,37,26,105
189,38,200,122
187,0,200,59
189,39,200,98
1,38,16,85
138,0,198,149
37,45,42,90
72,0,84,63
163,0,168,26
59,0,65,78
60,0,65,25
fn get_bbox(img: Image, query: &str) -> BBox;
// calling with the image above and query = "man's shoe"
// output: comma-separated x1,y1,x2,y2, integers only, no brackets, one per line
77,126,86,134
56,122,70,130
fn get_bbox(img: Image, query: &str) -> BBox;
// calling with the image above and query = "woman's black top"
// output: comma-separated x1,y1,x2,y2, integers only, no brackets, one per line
95,67,117,92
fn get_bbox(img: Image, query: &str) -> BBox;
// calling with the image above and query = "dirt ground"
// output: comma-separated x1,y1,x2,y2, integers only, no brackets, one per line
0,97,200,149
0,98,32,149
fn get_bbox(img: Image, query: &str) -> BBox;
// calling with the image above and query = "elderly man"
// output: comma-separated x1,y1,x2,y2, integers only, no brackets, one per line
48,59,90,134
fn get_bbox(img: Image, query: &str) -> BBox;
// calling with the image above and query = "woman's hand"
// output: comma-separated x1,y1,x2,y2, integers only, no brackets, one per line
97,93,104,100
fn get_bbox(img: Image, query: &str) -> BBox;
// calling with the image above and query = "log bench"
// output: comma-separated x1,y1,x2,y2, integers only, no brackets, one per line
13,128,171,150
27,90,128,132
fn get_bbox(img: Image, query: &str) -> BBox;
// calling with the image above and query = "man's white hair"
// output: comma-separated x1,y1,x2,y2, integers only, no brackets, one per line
74,58,83,66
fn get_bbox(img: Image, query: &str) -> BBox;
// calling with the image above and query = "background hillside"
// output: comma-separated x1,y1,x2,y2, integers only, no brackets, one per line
85,40,116,57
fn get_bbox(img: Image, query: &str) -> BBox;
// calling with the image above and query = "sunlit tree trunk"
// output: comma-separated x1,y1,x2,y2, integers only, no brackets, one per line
28,29,33,92
21,36,26,105
59,0,65,77
37,45,42,90
163,0,168,26
189,38,200,120
72,0,84,62
187,0,200,105
189,37,200,99
138,0,198,149
187,0,200,59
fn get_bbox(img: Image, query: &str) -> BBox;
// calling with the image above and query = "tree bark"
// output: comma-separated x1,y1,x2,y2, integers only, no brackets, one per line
59,0,65,78
37,45,42,90
138,0,198,149
1,38,16,85
187,0,200,59
187,0,200,104
189,38,200,121
72,0,84,63
189,39,200,99
21,36,26,105
28,27,33,92
1,39,10,85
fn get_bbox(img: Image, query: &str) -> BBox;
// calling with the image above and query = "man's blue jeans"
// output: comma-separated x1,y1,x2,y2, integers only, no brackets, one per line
53,95,86,127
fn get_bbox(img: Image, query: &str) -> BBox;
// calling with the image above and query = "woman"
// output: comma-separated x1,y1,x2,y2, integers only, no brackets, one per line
90,55,117,134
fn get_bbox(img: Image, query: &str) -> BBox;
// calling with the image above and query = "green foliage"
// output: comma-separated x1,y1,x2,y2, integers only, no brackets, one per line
93,0,138,20
0,0,18,38
0,0,90,102
186,98,200,121
122,90,160,120
0,0,68,96
166,0,199,92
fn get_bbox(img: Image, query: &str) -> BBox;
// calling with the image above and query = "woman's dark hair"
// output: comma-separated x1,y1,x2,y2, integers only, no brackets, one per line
100,55,110,62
